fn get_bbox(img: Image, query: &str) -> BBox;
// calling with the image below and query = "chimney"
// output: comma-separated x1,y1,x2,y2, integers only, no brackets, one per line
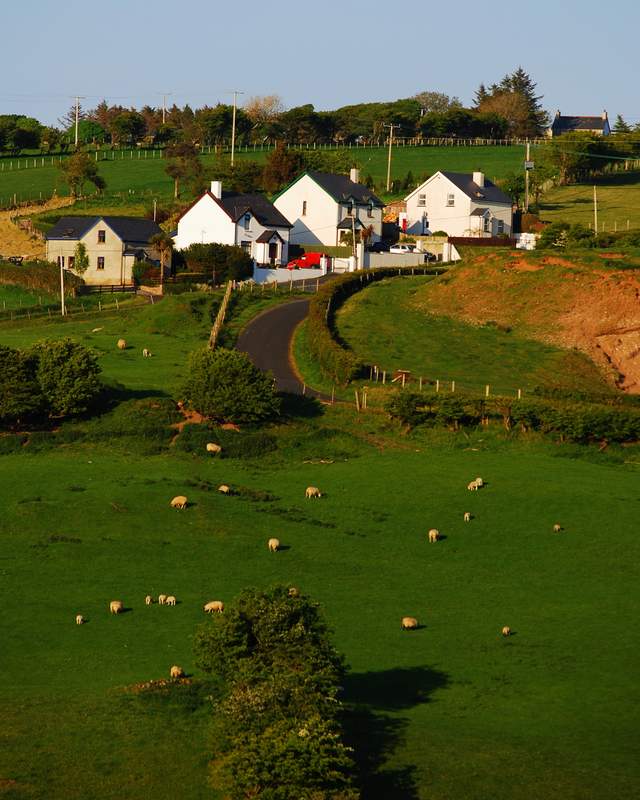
210,180,222,199
473,171,485,188
556,109,561,118
350,167,360,184
602,110,608,120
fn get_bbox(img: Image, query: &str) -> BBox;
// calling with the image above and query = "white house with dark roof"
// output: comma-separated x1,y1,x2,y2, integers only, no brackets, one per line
547,111,610,138
272,169,384,247
45,216,164,285
174,181,292,266
404,171,513,238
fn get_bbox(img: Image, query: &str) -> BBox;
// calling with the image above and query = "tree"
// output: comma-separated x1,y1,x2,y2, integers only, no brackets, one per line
208,155,264,193
59,152,106,197
165,142,203,198
244,94,285,141
73,242,90,275
262,144,305,192
181,347,281,423
613,114,631,133
31,339,102,417
149,232,174,287
477,91,530,137
110,111,146,144
0,346,43,425
413,91,461,114
179,243,253,283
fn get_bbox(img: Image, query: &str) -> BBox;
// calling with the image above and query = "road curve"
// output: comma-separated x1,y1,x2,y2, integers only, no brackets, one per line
236,298,327,398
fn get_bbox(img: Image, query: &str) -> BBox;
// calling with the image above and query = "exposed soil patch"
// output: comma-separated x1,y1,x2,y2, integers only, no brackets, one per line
0,197,75,259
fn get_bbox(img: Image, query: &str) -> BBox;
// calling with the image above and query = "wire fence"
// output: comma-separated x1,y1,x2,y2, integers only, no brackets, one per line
361,366,528,401
0,294,148,325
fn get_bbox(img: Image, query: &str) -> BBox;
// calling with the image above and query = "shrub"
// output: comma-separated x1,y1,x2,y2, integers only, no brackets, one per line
385,391,425,429
31,339,102,417
0,261,83,294
0,345,44,425
179,243,253,283
181,347,281,424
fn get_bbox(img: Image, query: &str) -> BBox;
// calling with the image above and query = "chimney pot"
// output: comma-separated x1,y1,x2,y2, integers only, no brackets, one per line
350,167,360,184
210,180,222,199
473,171,485,188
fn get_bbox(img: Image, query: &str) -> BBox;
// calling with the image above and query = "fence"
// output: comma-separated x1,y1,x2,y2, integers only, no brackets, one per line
0,294,148,325
363,367,527,401
208,280,234,349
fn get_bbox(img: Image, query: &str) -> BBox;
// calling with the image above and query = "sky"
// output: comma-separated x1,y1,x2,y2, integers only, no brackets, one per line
1,0,638,126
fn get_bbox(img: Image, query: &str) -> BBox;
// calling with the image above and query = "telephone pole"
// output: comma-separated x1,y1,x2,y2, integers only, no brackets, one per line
384,123,399,192
159,92,172,125
524,140,530,212
74,96,86,148
593,185,598,233
229,90,244,167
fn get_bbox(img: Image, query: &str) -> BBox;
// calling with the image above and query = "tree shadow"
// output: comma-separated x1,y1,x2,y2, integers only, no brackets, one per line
343,666,449,800
278,392,325,419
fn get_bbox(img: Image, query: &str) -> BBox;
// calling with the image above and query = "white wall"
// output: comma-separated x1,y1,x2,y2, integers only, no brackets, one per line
47,220,132,285
174,194,235,250
253,264,328,284
274,174,340,246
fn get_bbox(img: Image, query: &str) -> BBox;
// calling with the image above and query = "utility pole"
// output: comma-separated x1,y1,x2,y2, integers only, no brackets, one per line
593,185,598,233
384,123,399,192
159,92,172,125
74,96,85,148
524,140,530,213
351,206,357,267
229,90,244,167
59,260,66,316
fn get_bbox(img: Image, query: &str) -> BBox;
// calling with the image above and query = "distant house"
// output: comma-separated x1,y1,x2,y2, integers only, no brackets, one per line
45,216,164,285
273,169,384,247
547,111,611,137
404,171,512,238
174,181,292,266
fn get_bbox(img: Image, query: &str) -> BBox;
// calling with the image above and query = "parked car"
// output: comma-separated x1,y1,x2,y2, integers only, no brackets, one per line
422,251,437,263
389,243,415,254
286,252,329,269
367,241,389,253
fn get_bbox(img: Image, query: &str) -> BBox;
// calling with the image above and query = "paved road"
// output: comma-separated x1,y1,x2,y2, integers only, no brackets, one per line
237,298,328,398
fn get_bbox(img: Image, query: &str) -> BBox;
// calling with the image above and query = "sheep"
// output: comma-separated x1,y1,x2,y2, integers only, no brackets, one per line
204,600,224,613
467,480,479,491
428,528,439,543
475,477,484,488
75,614,85,625
109,600,123,615
144,595,153,605
142,348,152,358
170,665,184,679
463,512,472,522
170,495,188,509
553,523,562,533
117,339,126,351
305,486,322,499
401,616,419,630
268,537,280,552
501,626,511,637
218,484,231,495
166,595,177,606
206,443,222,455
288,587,300,598
158,594,167,605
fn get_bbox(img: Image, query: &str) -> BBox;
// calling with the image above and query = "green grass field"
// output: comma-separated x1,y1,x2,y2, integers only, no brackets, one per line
539,173,640,231
1,281,639,800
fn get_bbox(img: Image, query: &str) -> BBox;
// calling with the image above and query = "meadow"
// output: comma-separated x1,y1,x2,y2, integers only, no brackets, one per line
1,282,639,800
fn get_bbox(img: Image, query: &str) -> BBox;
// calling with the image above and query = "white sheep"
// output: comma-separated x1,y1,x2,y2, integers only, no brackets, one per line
401,617,418,630
75,614,85,625
170,495,188,509
142,348,152,358
268,537,280,552
158,594,167,605
428,528,439,543
109,600,123,614
166,595,177,606
204,600,224,613
463,512,471,522
475,477,484,488
502,626,511,637
170,665,184,679
117,339,127,351
467,480,479,491
218,484,231,495
145,595,153,605
305,486,322,499
553,523,562,533
206,443,222,455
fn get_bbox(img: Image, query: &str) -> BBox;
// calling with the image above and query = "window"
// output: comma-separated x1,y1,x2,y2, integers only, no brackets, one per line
368,202,374,217
483,216,490,233
446,194,455,207
497,219,505,235
302,201,307,216
97,256,105,270
346,202,353,216
240,241,251,254
68,256,75,269
243,213,251,231
97,229,106,243
417,194,426,207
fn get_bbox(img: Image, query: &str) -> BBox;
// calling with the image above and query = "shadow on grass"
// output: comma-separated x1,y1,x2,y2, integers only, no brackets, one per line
343,666,449,800
279,392,325,419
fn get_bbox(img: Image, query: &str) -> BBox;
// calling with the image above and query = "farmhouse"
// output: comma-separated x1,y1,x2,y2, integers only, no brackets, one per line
547,111,611,137
273,169,384,247
45,216,164,286
174,181,293,266
404,171,513,238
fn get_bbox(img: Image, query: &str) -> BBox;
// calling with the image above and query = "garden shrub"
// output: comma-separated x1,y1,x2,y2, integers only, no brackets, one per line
0,434,27,454
31,339,102,417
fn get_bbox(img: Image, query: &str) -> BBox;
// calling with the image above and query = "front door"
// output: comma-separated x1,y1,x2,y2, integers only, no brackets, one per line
268,241,278,265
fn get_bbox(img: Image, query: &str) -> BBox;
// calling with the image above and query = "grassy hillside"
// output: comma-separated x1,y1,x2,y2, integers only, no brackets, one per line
539,173,640,231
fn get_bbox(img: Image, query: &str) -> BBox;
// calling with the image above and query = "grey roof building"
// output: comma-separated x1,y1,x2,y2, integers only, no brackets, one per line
547,111,611,137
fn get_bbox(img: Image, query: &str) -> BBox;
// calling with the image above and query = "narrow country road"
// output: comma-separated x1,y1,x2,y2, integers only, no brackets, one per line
236,298,328,399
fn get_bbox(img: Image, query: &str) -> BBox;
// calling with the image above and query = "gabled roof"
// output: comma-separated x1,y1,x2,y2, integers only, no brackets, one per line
550,114,610,135
440,172,512,205
470,207,490,217
274,171,384,207
46,216,163,243
337,216,366,229
256,229,285,243
218,191,293,228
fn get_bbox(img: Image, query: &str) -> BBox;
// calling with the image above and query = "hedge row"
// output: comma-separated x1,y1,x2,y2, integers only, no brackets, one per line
307,267,444,385
0,261,83,294
386,390,640,443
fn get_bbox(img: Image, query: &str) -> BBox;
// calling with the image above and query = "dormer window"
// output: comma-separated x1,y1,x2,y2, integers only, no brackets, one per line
243,213,251,231
97,229,106,243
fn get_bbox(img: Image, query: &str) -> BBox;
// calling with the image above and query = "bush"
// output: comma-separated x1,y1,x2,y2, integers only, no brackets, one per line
31,339,102,417
179,243,253,283
0,345,44,425
175,423,278,458
181,347,281,424
538,222,595,250
0,261,83,294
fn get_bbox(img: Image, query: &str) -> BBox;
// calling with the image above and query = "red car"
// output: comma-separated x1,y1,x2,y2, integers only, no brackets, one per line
286,252,329,269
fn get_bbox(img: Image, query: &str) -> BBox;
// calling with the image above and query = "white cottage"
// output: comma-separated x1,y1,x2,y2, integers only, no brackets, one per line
45,216,164,286
174,181,292,265
404,171,513,238
273,169,384,247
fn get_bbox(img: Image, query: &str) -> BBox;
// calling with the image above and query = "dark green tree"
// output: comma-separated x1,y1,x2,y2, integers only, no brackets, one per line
613,114,631,133
181,347,280,423
179,242,253,282
0,346,44,425
31,339,102,417
165,142,204,198
262,144,306,192
59,152,106,197
110,111,146,144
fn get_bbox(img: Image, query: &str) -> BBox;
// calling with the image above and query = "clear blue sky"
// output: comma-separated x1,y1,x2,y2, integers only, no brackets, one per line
2,0,638,126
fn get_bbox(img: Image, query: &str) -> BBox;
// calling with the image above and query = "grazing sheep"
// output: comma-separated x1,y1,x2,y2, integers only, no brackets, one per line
206,443,222,455
75,614,84,625
158,594,167,605
553,523,562,533
428,528,439,543
467,480,479,491
204,600,224,613
475,477,484,488
166,595,177,606
142,348,152,358
221,422,240,432
144,595,153,605
117,339,127,351
288,587,300,598
401,616,419,630
170,495,188,509
463,512,471,522
218,484,231,495
502,626,511,637
305,486,322,499
268,537,280,552
170,665,184,679
109,600,123,615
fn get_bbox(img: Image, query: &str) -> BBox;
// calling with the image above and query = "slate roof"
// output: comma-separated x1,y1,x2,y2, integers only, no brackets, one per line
470,207,490,217
337,216,366,229
305,171,384,207
218,192,292,228
46,216,163,243
256,229,285,243
440,172,512,205
550,114,609,135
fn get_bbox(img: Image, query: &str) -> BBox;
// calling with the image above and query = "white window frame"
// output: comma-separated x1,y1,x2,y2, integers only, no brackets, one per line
497,219,505,235
417,194,426,207
97,229,106,243
97,256,105,270
446,193,455,207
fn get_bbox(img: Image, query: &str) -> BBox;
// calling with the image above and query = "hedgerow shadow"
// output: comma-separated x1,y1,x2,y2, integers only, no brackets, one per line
343,666,449,800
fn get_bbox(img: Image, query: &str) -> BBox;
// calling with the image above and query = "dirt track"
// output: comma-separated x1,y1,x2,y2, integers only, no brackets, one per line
0,197,75,260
